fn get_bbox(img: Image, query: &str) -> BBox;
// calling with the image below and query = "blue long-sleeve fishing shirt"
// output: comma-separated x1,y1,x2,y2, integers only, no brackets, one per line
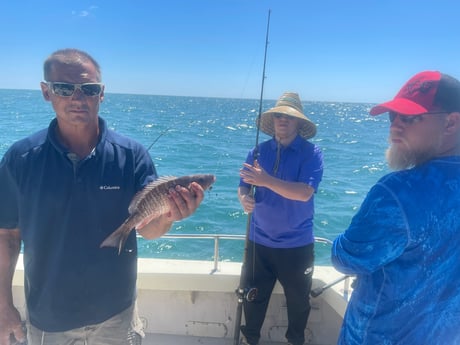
332,157,460,345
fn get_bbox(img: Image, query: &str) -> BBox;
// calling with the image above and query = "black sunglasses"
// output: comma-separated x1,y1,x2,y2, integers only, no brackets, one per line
389,113,423,125
389,111,449,125
46,82,104,97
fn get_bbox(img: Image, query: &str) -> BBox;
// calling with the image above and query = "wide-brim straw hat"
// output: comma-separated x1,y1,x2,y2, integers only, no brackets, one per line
257,92,317,139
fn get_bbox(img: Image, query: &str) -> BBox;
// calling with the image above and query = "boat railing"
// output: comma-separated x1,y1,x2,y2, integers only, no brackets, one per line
153,234,351,301
157,234,333,274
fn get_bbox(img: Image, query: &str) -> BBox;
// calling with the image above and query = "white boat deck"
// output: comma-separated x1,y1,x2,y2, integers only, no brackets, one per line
135,259,348,345
143,333,290,344
142,333,339,344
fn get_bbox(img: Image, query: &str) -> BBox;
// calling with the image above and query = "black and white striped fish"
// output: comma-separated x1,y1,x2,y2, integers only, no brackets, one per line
100,174,216,254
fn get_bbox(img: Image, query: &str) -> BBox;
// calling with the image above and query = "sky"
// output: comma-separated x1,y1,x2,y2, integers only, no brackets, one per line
1,0,460,103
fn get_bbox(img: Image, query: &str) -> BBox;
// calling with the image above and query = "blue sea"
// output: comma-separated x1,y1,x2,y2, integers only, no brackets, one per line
0,89,390,265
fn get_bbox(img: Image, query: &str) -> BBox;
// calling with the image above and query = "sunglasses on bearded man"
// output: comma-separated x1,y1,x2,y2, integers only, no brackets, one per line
389,111,449,125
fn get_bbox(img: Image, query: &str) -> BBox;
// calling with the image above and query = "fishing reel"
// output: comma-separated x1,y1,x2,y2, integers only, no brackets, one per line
235,286,258,302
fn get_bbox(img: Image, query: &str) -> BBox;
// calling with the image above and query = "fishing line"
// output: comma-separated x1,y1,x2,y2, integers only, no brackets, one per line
233,9,271,345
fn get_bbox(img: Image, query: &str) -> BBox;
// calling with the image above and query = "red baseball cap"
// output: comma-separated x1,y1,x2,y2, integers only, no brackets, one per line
370,71,460,116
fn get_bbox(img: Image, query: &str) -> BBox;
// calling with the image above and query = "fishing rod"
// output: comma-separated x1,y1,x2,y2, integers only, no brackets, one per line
146,128,171,151
253,10,271,162
233,9,271,345
310,275,353,298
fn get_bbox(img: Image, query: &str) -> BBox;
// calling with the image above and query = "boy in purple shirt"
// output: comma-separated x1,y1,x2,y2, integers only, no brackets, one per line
238,92,323,345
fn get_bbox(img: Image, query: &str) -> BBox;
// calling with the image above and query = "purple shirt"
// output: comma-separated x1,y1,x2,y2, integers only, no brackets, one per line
240,135,323,248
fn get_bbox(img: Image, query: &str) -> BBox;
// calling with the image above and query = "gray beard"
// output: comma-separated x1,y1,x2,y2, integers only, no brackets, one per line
386,146,415,170
385,145,438,171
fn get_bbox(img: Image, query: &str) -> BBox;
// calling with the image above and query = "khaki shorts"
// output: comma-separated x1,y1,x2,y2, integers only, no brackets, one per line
27,302,144,345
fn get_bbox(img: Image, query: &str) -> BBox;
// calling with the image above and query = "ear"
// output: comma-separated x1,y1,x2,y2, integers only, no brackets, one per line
99,85,105,103
40,82,51,101
445,112,460,135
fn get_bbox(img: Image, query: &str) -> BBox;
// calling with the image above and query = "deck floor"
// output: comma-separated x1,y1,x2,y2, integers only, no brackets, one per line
143,333,323,345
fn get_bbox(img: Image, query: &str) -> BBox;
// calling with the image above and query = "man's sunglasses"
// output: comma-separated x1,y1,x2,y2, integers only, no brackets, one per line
389,111,449,125
389,113,423,125
46,82,104,97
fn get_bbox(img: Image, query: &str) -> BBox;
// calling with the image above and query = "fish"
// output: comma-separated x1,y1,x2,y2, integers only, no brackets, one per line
100,174,216,254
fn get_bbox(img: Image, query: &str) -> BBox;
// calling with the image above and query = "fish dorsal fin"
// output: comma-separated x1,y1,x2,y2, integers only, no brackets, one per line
128,176,177,214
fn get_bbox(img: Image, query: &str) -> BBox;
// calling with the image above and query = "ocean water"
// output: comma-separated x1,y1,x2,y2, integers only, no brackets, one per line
0,89,390,265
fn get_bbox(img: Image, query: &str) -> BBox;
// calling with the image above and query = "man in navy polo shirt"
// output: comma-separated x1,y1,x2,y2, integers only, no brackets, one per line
0,48,205,345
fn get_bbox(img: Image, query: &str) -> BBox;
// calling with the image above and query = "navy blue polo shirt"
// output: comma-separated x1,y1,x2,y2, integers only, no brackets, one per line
0,117,157,331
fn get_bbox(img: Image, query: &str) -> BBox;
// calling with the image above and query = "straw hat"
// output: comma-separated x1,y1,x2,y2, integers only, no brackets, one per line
257,92,317,139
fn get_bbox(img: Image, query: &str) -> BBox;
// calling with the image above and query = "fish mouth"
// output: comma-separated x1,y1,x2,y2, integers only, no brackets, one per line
208,175,217,188
197,174,216,190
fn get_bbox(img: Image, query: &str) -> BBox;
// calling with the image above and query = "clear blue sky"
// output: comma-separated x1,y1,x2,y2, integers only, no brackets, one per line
1,0,459,103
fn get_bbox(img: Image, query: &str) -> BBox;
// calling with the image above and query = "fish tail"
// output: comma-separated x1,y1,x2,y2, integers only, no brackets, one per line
100,219,136,255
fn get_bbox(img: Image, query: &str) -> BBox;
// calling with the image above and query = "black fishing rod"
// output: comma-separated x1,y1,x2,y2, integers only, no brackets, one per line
146,128,171,152
233,9,271,345
310,275,352,298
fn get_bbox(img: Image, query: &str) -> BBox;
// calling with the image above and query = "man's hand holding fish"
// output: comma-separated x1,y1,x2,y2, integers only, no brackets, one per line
100,174,216,254
137,182,205,239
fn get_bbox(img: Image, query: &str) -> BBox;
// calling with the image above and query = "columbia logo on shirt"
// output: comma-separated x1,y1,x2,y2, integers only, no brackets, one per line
99,185,121,190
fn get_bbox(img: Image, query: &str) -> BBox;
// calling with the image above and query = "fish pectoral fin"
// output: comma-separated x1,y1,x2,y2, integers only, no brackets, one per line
135,217,152,230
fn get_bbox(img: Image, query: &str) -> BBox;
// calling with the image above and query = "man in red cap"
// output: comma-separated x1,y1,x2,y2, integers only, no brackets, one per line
332,71,460,344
